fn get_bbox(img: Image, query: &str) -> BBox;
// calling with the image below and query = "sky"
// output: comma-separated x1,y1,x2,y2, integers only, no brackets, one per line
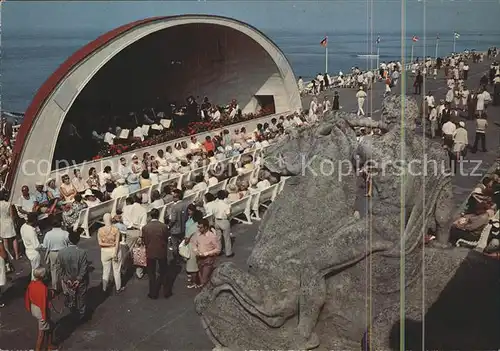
2,0,500,36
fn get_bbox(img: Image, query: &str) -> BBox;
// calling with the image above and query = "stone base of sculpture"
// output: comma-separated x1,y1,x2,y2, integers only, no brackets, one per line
197,248,500,350
195,95,500,350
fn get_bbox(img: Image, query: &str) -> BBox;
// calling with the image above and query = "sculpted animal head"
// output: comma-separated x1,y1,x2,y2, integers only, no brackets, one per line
263,113,358,177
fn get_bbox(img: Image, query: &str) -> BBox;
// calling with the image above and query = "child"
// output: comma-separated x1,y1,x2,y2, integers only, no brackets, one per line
25,267,56,351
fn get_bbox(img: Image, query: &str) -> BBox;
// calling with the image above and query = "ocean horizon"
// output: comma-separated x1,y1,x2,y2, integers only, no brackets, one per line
1,1,499,113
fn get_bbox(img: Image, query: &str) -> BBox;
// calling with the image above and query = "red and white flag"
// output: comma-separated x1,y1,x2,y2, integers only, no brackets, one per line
412,35,419,42
320,37,328,47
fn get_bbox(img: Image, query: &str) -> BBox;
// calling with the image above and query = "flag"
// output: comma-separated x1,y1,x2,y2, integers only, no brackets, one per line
454,32,460,39
412,35,419,42
376,35,381,44
320,37,328,47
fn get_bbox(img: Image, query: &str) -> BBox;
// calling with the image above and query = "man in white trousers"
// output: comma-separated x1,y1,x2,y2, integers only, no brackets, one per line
356,86,367,116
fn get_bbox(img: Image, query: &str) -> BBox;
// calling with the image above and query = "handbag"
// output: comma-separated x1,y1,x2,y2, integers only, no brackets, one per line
178,239,191,259
132,243,147,267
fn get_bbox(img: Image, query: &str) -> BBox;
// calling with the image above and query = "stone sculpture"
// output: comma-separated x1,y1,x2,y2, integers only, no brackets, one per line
195,95,458,350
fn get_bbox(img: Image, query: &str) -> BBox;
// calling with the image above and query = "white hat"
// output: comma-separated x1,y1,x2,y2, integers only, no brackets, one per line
117,178,126,184
35,181,44,186
46,178,55,185
473,187,483,194
359,86,364,90
83,189,94,197
459,121,465,128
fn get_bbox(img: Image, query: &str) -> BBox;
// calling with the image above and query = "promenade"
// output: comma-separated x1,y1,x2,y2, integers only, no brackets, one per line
1,57,499,350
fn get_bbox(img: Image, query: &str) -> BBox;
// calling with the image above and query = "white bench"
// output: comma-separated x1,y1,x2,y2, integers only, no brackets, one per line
75,199,116,238
206,179,229,195
229,195,253,225
228,170,254,186
251,184,278,221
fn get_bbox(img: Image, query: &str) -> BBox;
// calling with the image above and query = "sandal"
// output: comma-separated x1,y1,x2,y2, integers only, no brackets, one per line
187,283,197,289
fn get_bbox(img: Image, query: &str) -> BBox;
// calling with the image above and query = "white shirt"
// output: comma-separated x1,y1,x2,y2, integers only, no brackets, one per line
209,110,221,121
189,141,202,151
193,182,208,192
356,90,367,99
17,195,36,214
257,179,271,190
208,199,231,220
426,95,435,107
148,199,164,211
20,223,40,259
122,203,147,229
229,105,239,119
98,171,112,192
298,78,304,90
207,177,219,186
156,157,168,168
442,121,457,135
172,148,185,160
72,177,88,193
111,185,130,199
118,165,132,179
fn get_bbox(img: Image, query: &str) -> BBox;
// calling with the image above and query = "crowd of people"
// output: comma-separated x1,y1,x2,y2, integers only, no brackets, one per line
1,45,499,349
420,52,500,171
0,116,15,189
0,100,345,348
451,169,500,253
57,93,278,164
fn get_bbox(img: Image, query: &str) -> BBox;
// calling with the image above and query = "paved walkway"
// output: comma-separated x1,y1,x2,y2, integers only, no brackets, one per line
1,57,499,350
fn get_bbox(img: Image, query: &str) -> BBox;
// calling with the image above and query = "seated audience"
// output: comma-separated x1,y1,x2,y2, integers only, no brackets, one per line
17,185,37,219
111,179,129,199
140,170,152,189
148,190,164,211
59,174,77,203
72,169,88,194
192,174,208,193
46,178,62,212
33,182,51,214
226,184,240,202
62,194,87,229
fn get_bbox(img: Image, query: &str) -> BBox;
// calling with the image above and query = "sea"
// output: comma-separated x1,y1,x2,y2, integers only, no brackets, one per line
1,1,500,114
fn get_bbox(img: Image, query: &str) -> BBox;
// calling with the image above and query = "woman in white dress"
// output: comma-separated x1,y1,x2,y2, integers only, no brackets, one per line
476,90,485,116
0,190,19,260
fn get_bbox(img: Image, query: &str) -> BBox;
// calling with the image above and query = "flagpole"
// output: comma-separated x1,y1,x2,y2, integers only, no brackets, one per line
453,34,456,53
325,43,328,73
435,37,439,60
376,45,380,74
411,43,414,63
